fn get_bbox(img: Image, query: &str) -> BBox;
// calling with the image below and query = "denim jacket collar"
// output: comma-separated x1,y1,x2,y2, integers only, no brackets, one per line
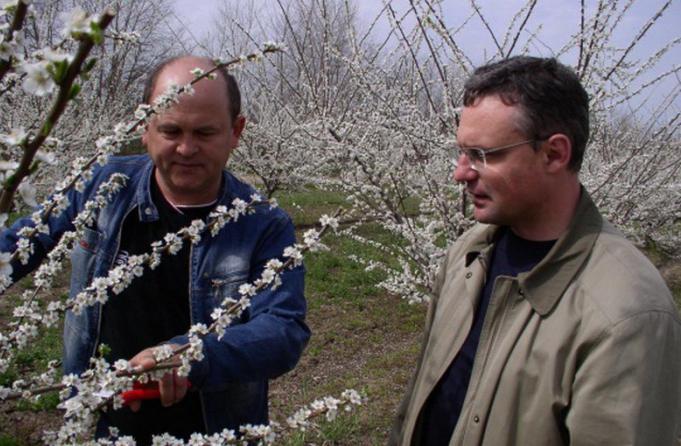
135,158,158,222
134,157,237,223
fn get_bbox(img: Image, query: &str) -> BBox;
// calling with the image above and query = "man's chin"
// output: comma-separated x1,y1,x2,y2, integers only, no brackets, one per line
163,181,210,201
169,179,201,192
169,174,209,191
473,207,496,225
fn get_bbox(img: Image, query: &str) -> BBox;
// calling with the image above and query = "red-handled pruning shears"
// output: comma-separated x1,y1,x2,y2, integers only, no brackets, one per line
97,380,192,406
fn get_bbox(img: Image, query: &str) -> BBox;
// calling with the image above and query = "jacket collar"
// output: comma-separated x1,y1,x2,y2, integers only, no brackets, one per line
463,187,603,316
134,155,233,223
135,157,157,222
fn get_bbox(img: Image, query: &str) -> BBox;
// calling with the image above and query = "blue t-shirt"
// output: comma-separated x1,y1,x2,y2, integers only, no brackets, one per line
419,227,555,445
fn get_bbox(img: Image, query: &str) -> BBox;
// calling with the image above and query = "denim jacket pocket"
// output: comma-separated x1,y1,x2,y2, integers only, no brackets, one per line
208,271,250,323
69,227,103,294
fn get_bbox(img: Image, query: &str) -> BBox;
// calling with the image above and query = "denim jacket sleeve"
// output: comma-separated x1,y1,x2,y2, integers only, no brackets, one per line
0,178,91,282
169,210,310,391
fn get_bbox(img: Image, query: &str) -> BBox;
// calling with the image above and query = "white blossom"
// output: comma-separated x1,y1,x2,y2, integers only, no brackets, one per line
35,150,56,164
283,246,303,266
262,41,284,52
319,214,340,230
0,251,12,279
0,127,27,146
109,30,140,43
21,61,55,96
238,283,256,297
17,181,38,207
61,7,92,37
0,160,19,172
152,344,174,363
40,48,73,63
134,103,152,120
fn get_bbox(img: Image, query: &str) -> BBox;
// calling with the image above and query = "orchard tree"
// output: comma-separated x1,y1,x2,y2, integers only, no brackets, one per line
202,0,367,196
1,0,181,209
209,0,680,303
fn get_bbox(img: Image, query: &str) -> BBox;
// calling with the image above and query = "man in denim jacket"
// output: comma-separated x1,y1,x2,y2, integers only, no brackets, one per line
1,56,309,441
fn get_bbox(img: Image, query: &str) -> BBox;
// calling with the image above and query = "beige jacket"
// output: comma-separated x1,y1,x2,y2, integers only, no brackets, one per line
391,191,681,445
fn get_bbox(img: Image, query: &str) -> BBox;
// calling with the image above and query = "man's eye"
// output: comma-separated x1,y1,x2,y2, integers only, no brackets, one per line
160,127,179,136
469,149,485,162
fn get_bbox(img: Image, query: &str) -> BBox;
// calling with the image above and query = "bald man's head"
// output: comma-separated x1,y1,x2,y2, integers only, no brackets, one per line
143,55,241,122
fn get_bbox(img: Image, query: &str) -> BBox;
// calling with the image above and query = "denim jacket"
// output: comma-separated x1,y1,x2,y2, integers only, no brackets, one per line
1,155,310,433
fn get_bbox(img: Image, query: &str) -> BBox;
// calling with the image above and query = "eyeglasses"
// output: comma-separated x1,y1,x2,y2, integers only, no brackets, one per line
454,139,543,171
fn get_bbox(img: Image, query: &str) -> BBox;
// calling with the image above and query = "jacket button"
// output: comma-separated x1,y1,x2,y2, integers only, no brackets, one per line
145,207,152,215
465,272,472,279
473,415,480,423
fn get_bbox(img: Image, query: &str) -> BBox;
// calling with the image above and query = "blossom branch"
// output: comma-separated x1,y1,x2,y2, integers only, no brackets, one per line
97,389,364,446
0,0,28,84
1,210,343,444
0,174,128,371
0,9,115,213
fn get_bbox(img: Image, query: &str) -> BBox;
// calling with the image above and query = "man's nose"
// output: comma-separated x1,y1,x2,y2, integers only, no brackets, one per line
453,156,478,183
176,135,198,157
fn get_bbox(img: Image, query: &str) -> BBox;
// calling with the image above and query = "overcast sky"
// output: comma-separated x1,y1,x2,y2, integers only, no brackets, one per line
169,0,680,114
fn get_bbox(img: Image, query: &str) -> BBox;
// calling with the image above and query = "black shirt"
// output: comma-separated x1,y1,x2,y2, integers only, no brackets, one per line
98,177,215,444
419,227,555,445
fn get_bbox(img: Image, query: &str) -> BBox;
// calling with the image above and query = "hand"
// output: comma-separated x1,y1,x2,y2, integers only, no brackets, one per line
127,344,189,412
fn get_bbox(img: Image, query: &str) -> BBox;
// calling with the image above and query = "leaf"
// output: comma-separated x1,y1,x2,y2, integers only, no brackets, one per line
48,60,69,84
83,57,98,73
68,83,81,100
90,22,104,45
98,343,111,358
41,118,53,137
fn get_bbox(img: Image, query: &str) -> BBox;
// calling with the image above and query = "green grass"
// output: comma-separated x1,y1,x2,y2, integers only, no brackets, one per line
0,436,21,446
0,278,65,393
0,296,63,413
282,413,362,446
275,187,350,227
305,235,390,302
0,280,67,442
270,208,426,444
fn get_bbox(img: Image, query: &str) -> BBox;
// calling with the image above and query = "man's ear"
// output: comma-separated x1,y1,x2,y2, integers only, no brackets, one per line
543,133,572,173
232,115,246,140
141,129,148,147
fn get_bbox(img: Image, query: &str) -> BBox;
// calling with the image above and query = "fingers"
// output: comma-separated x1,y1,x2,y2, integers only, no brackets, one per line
158,370,175,407
174,372,189,402
129,347,157,373
158,369,189,407
128,344,188,408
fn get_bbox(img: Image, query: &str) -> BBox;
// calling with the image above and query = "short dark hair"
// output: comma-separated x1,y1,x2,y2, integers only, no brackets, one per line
463,56,589,172
142,55,241,122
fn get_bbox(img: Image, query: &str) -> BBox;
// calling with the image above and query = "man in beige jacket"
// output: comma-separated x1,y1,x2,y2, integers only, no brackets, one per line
390,56,681,445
